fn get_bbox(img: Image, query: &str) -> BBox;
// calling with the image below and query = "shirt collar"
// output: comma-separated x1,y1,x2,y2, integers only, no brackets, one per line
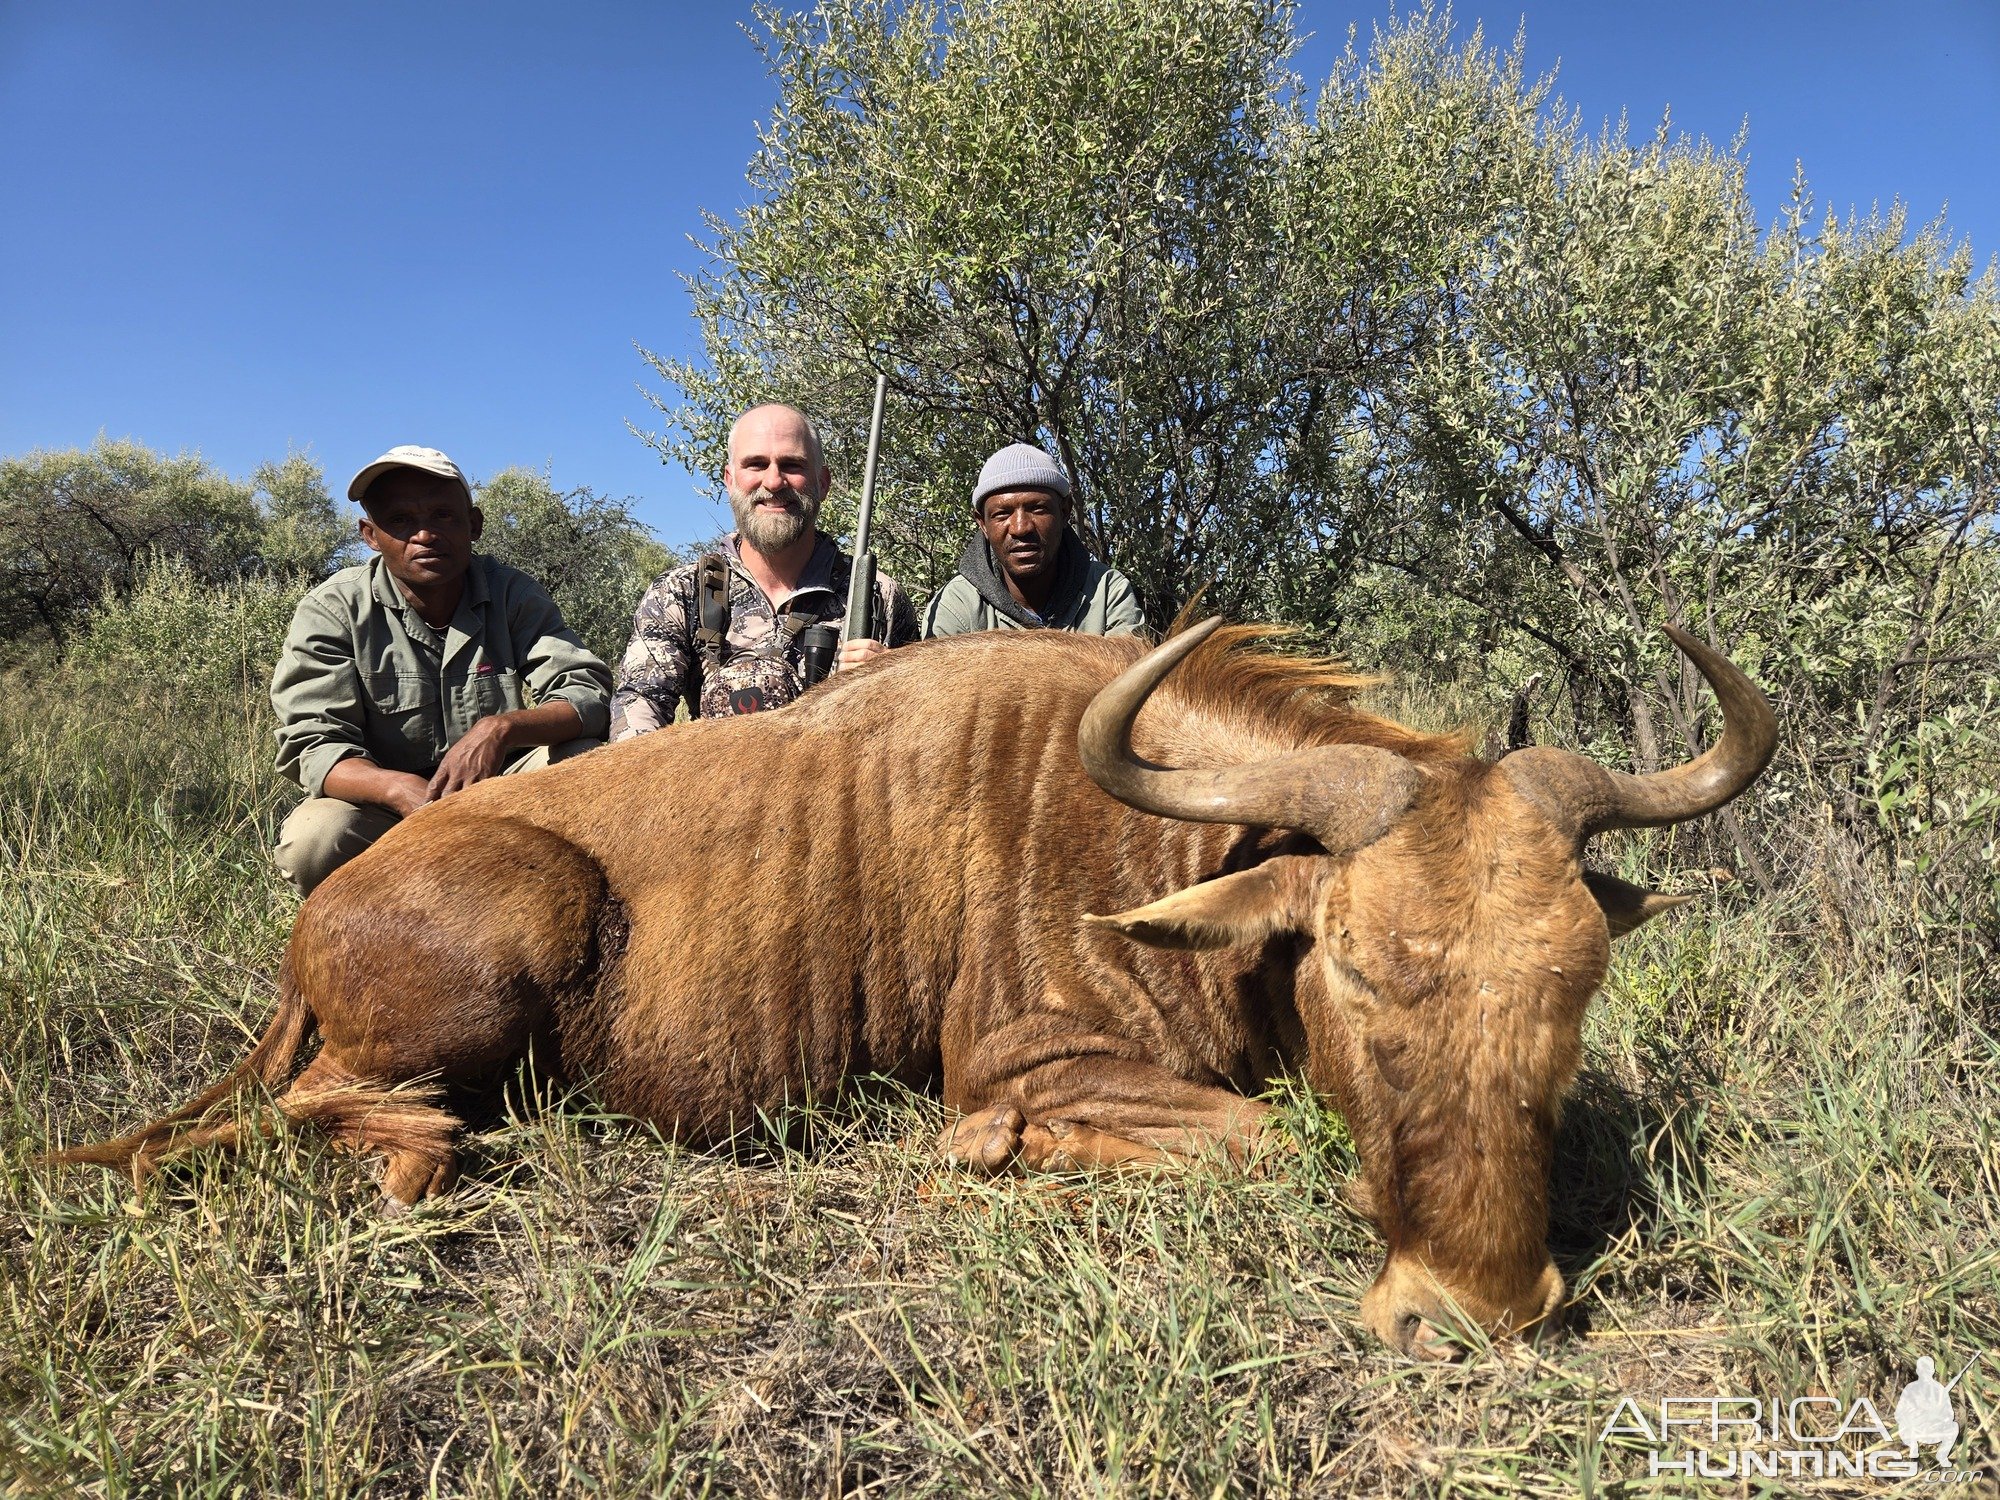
368,553,490,658
369,553,405,614
722,530,844,600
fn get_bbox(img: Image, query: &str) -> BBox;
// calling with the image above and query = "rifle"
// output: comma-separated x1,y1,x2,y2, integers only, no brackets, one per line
843,372,888,644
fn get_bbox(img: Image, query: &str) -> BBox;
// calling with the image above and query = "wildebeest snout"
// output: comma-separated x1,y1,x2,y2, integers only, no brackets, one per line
1361,1256,1566,1360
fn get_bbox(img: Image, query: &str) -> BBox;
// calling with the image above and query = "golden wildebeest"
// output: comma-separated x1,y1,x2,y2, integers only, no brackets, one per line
54,619,1774,1357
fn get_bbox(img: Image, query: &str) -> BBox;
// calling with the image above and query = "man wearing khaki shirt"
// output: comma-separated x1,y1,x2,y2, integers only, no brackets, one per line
271,445,613,895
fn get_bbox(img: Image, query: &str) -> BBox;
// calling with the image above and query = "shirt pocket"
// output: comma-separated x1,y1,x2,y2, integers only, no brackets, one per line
465,665,524,718
704,652,799,716
362,669,442,771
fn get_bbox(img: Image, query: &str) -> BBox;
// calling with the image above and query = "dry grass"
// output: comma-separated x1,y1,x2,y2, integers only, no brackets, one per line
3,669,1996,1497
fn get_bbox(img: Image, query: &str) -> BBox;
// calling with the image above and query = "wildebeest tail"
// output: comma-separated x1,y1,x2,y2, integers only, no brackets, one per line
41,952,318,1181
86,1078,456,1190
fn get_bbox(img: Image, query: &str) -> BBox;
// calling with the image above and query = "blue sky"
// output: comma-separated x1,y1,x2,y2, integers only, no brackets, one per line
3,1,1995,546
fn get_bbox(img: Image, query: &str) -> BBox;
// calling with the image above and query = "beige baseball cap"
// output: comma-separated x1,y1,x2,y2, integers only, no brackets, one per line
347,445,474,505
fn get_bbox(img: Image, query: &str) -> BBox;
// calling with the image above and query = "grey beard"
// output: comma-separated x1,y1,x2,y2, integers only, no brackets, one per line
732,486,818,554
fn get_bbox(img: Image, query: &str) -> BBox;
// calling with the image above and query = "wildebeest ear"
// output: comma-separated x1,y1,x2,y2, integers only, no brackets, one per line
1085,856,1321,950
1583,870,1693,939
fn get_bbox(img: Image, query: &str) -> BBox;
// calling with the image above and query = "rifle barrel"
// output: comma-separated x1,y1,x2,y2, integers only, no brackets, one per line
853,372,887,560
843,372,889,641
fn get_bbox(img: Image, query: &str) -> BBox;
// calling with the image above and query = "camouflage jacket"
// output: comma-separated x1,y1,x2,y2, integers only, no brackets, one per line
609,532,919,736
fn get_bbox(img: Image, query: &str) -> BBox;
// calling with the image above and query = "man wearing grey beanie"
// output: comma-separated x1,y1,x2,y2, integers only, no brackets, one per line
921,442,1147,639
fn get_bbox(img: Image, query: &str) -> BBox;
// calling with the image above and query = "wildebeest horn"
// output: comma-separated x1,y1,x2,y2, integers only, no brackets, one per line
1503,626,1777,837
1078,618,1422,854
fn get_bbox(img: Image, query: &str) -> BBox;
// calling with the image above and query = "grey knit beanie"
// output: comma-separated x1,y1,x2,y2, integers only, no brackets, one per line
971,443,1071,513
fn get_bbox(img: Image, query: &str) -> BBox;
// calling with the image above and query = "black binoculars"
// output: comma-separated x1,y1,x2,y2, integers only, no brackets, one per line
800,623,841,686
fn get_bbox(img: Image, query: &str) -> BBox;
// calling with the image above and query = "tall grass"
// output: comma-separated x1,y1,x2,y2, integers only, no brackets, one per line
2,580,1995,1495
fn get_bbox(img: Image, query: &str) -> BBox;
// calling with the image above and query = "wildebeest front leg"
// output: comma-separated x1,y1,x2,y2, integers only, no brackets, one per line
1026,1068,1272,1171
941,1102,1029,1172
939,1102,1183,1173
942,1061,1270,1175
1017,1118,1182,1170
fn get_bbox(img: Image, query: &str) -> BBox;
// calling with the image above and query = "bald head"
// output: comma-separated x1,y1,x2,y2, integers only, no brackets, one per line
727,404,823,472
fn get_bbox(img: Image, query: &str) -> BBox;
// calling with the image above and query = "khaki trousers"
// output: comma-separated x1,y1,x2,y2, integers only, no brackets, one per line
273,738,599,896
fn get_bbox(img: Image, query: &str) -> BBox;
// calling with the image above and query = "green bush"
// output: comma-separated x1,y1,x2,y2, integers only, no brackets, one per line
655,0,2000,967
68,555,307,706
0,440,353,658
476,467,678,668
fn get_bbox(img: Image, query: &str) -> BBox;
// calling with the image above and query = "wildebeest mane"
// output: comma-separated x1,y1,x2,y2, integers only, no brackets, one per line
810,620,1471,769
1151,622,1472,766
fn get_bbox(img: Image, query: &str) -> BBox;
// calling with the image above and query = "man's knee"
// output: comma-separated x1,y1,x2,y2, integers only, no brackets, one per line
504,736,603,775
274,797,400,895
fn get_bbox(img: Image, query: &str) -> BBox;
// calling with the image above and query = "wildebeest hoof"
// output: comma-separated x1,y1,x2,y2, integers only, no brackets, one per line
380,1150,458,1208
941,1103,1027,1174
1019,1119,1086,1171
1020,1119,1187,1171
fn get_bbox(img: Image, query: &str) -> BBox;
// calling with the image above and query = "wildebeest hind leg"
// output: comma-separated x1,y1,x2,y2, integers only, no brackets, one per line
287,814,614,1203
280,1052,462,1206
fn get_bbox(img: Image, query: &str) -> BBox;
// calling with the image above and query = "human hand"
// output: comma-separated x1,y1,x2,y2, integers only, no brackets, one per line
382,772,435,818
836,637,887,672
427,714,516,800
317,758,433,818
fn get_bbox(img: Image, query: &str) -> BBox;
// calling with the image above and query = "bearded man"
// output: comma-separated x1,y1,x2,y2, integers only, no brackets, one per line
610,404,919,733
